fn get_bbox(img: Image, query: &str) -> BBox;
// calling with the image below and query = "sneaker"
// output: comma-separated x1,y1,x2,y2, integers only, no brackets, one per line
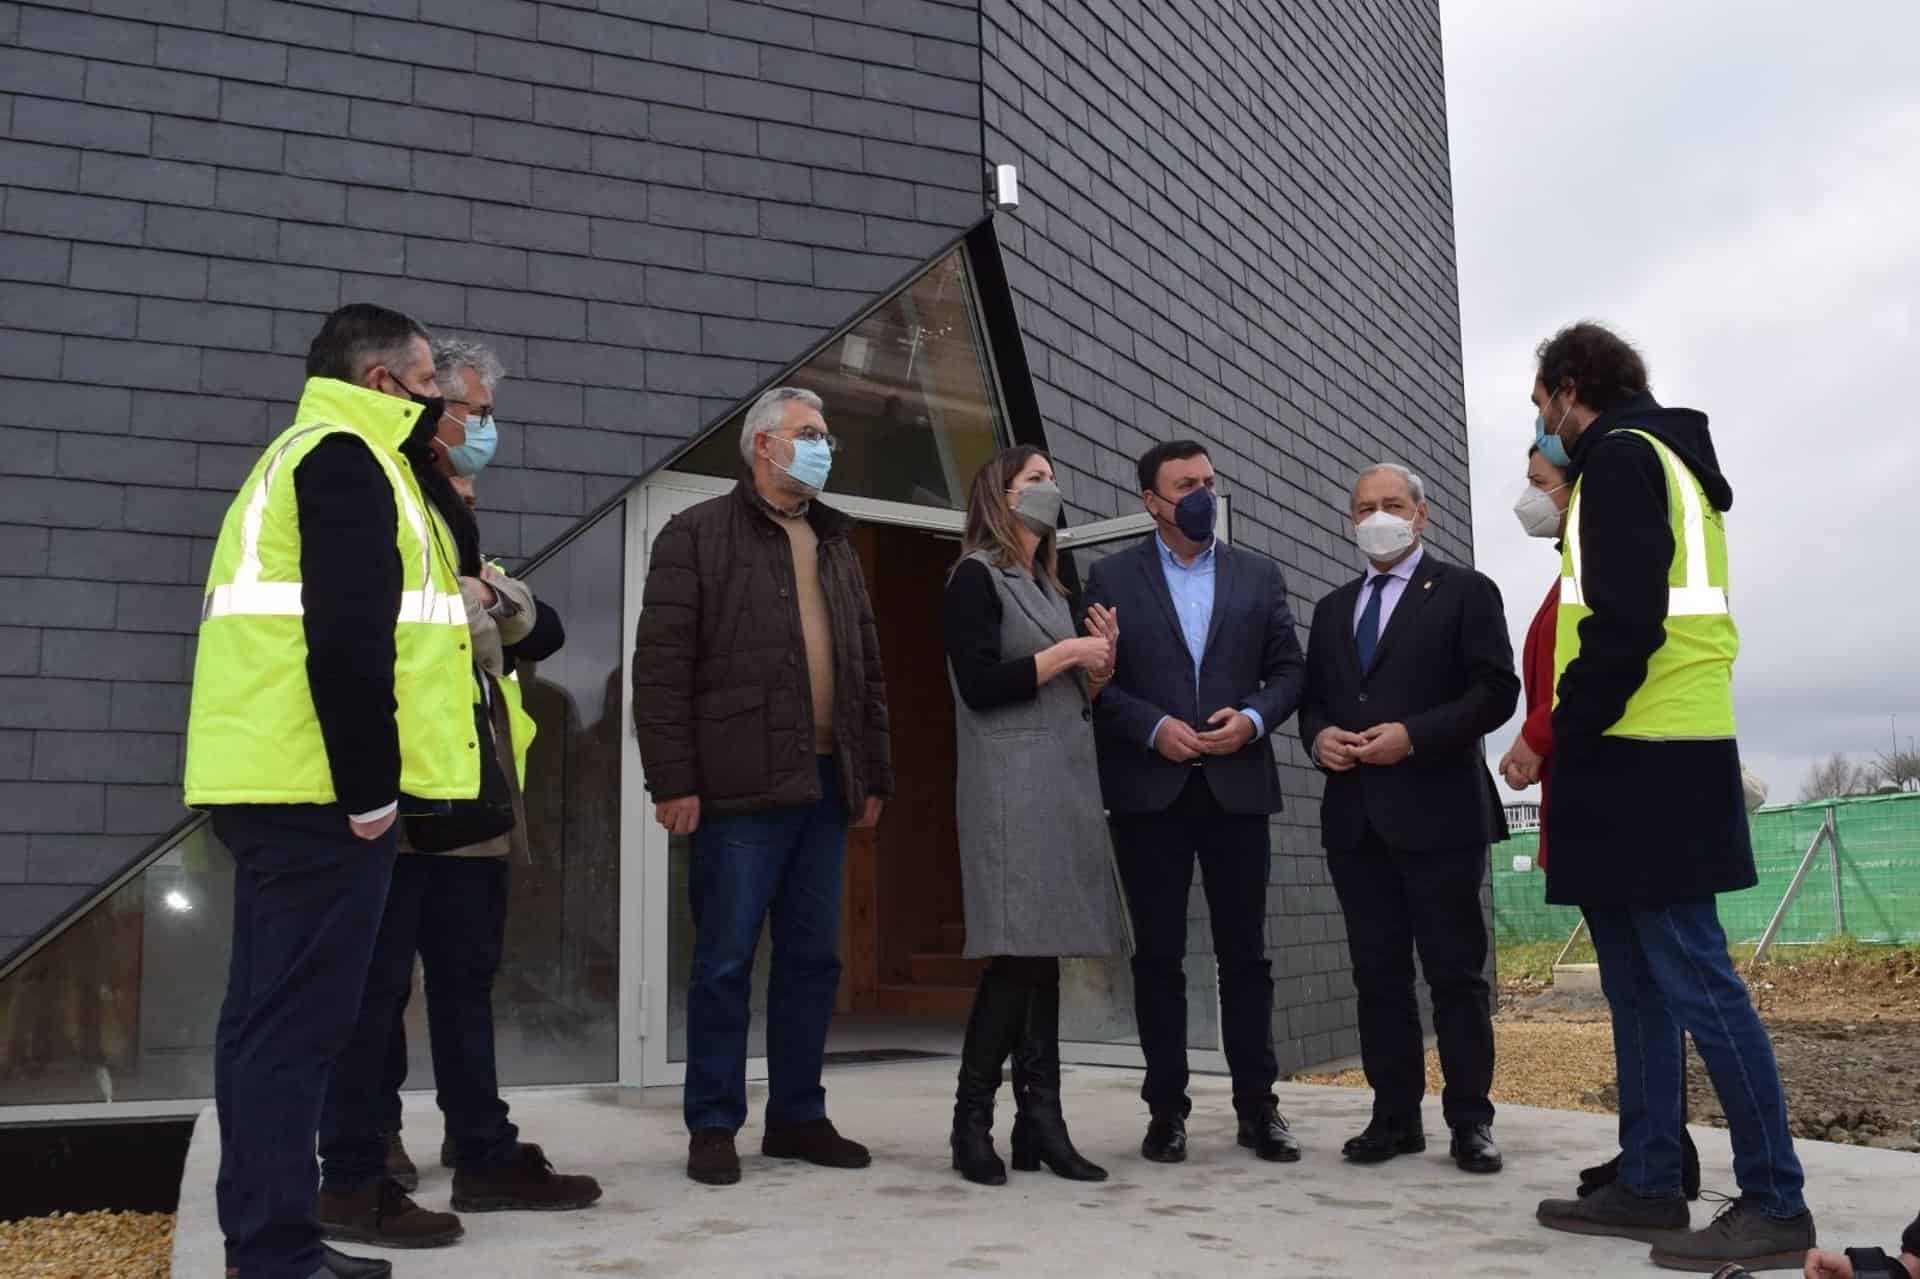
384,1133,418,1193
1538,1179,1691,1243
1649,1198,1815,1273
762,1117,871,1169
318,1178,463,1250
451,1142,602,1213
688,1128,741,1185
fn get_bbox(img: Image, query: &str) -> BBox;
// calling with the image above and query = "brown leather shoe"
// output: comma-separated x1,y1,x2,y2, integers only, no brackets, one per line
318,1178,463,1249
762,1118,871,1169
384,1133,418,1193
451,1142,602,1212
688,1128,741,1185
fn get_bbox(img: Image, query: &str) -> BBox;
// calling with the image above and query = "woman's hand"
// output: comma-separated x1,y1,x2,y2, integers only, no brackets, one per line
1084,603,1119,678
1498,735,1544,790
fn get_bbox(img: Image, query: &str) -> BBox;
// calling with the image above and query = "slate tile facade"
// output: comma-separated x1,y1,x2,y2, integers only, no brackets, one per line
0,0,1473,1076
0,0,987,955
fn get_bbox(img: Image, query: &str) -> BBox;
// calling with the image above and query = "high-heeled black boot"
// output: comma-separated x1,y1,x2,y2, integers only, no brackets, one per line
951,970,1027,1185
1008,981,1107,1182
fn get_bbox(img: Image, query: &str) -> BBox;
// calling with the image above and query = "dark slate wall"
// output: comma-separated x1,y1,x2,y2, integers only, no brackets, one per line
0,0,986,958
980,0,1470,1071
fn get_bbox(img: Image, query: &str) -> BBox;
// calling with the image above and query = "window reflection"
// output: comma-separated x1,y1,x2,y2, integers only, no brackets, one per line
676,248,1007,510
1056,533,1222,1052
0,506,629,1106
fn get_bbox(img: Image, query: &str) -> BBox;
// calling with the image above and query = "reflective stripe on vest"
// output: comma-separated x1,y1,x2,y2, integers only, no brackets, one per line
1561,433,1730,619
185,378,479,808
200,425,467,628
1553,428,1739,740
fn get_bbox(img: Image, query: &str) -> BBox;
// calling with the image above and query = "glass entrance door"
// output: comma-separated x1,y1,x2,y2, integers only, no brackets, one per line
1053,502,1235,1074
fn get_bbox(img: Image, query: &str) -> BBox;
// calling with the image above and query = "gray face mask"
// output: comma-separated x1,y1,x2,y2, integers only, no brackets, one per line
1009,480,1062,534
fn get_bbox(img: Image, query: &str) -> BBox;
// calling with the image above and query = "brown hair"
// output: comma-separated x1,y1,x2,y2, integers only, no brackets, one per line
959,445,1062,592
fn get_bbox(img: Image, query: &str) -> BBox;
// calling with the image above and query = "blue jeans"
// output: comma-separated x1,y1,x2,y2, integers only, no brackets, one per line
320,855,519,1189
1584,898,1806,1218
212,805,395,1279
684,757,847,1134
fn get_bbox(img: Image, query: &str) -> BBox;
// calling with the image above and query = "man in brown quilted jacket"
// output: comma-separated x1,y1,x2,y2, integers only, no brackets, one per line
632,385,893,1187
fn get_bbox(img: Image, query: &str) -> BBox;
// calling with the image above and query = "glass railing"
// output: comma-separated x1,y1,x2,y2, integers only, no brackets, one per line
0,501,629,1111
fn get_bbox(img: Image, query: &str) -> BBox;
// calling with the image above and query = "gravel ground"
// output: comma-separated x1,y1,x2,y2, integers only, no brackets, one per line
0,1211,172,1279
1298,945,1920,1155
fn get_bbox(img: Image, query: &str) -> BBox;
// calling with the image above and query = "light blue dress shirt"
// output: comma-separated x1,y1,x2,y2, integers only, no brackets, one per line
1146,535,1266,749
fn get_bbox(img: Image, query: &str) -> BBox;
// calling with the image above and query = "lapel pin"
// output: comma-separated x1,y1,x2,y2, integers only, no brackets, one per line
1424,581,1433,590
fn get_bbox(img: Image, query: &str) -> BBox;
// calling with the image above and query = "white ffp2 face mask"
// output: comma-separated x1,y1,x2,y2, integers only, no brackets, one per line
1354,511,1416,561
1512,483,1565,539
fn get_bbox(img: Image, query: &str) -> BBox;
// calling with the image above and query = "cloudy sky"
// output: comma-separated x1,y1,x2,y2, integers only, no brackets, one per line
1439,0,1920,803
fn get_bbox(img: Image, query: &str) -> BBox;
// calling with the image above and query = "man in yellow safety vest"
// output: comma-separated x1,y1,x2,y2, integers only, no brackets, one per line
185,303,475,1279
1526,322,1814,1272
315,338,601,1248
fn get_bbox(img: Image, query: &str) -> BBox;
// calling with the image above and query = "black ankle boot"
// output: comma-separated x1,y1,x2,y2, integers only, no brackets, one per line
1008,981,1107,1182
951,971,1027,1186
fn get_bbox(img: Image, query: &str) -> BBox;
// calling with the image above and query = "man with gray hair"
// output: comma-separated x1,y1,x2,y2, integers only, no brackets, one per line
1298,461,1519,1176
633,385,893,1186
316,337,603,1250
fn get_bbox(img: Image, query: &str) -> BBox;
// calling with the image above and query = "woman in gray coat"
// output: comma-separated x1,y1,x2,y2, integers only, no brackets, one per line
941,445,1131,1186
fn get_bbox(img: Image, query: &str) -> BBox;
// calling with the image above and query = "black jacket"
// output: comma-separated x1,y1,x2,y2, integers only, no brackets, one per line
1083,538,1305,816
291,398,477,816
1298,550,1518,853
1543,394,1755,907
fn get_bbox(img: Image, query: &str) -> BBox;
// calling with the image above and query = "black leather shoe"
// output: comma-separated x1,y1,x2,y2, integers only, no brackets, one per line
1450,1122,1503,1174
317,1244,394,1278
1342,1117,1425,1164
1236,1103,1301,1163
1580,1130,1701,1201
1142,1113,1187,1164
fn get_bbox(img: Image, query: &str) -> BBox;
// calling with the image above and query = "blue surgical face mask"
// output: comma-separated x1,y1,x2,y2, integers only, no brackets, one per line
446,413,498,477
774,434,833,493
1532,416,1570,469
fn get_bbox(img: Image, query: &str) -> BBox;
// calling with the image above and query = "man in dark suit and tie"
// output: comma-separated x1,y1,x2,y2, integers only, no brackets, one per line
1298,462,1519,1175
1084,441,1307,1165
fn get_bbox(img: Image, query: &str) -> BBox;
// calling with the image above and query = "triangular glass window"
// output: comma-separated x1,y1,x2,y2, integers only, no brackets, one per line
673,246,1011,511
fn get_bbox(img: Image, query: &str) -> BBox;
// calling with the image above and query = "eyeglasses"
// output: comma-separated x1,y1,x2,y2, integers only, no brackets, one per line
782,427,841,454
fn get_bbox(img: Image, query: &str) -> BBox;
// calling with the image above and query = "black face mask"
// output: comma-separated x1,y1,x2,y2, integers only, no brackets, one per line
1155,485,1217,543
405,391,448,450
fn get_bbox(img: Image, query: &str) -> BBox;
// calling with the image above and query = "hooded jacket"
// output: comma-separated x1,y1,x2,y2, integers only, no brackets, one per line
1543,392,1757,907
1552,393,1734,742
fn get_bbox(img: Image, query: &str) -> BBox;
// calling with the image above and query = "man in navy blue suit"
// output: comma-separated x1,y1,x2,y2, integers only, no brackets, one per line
1083,441,1307,1165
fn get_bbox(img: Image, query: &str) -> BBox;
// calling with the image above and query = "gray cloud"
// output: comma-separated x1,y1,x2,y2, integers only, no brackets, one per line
1442,0,1920,803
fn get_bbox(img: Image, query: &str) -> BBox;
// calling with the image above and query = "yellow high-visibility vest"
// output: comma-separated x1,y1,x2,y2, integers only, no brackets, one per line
1554,428,1739,739
184,378,479,807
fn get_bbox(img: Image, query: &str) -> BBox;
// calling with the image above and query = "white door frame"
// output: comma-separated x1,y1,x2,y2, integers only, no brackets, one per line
623,472,971,1088
621,479,1239,1085
1051,497,1233,1077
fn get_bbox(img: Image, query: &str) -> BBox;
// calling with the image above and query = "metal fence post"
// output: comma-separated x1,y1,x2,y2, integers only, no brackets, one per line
1751,816,1833,968
1827,805,1845,937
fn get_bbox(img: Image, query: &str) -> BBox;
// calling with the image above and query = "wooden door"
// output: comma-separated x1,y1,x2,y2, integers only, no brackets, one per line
837,525,982,1019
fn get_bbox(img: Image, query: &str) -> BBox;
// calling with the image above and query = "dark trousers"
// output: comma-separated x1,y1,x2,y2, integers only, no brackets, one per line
212,805,395,1279
685,756,847,1134
1327,826,1494,1129
1584,898,1805,1217
320,854,518,1189
1110,772,1277,1118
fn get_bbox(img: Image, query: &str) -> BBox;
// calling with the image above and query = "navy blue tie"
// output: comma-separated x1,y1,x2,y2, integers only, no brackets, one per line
1356,575,1391,669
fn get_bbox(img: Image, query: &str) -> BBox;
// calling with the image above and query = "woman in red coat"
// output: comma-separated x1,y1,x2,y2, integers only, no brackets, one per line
1499,441,1700,1201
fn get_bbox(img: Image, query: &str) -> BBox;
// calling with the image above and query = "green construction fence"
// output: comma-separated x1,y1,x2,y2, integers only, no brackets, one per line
1491,791,1920,948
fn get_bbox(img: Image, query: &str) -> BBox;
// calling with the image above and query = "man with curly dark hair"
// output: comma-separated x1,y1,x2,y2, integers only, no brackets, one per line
1526,322,1816,1273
